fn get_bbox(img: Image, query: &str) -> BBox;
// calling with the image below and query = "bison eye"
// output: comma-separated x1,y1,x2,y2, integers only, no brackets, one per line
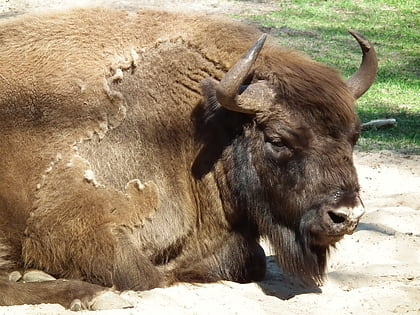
264,141,293,161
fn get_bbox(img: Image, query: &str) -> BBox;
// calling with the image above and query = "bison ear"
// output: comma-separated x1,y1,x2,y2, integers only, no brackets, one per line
201,34,274,114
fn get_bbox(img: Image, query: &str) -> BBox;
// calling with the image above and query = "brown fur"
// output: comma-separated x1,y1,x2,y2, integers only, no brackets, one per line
0,8,369,308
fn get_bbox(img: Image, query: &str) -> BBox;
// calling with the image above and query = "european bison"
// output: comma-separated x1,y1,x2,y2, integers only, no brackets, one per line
0,8,377,309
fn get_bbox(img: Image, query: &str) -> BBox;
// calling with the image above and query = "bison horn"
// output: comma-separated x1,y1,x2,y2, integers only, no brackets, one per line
346,30,378,99
216,34,272,114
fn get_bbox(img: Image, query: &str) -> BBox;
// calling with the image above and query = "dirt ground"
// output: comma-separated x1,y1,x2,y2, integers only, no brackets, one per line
0,1,419,314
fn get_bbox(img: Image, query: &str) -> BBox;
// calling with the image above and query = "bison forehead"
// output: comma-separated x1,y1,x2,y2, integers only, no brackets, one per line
252,50,358,126
256,100,360,148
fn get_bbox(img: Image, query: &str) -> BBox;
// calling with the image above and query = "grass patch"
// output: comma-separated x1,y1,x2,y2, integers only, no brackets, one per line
234,0,419,154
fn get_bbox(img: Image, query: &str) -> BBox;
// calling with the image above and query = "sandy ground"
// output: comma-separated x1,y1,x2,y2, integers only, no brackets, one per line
0,1,419,314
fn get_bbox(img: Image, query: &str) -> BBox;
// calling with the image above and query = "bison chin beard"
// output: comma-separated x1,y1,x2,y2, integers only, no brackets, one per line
265,223,330,286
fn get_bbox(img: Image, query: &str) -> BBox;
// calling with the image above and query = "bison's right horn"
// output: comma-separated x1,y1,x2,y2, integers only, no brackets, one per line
216,34,274,114
346,30,378,99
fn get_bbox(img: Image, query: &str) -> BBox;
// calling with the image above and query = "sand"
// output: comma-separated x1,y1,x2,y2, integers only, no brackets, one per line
0,1,419,314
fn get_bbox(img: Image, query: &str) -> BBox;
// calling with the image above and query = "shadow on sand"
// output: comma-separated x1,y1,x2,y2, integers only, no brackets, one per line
257,256,321,300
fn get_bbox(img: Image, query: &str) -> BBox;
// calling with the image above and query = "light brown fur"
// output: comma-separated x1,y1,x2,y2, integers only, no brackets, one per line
0,7,371,308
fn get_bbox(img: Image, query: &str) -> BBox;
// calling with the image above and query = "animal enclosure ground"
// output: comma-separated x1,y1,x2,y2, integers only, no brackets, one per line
0,1,419,314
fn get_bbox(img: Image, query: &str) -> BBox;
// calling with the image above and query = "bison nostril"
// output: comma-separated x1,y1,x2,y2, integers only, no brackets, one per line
327,211,347,224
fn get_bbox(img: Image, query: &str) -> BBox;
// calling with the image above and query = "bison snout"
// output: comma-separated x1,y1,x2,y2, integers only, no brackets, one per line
306,198,365,247
327,197,365,234
328,203,365,224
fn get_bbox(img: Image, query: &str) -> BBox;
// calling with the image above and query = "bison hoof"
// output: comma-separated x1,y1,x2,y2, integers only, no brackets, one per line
70,299,84,311
8,271,22,282
70,291,133,311
22,270,56,282
90,291,133,310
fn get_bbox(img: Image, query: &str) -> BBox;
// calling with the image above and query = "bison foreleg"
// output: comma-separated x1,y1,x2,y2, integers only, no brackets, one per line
0,271,132,310
111,230,165,291
172,233,266,284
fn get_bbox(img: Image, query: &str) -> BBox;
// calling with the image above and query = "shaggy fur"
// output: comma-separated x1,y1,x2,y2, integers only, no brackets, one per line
0,8,371,307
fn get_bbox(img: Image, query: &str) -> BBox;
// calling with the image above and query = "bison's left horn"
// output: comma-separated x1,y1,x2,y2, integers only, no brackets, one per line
216,34,273,114
346,30,378,99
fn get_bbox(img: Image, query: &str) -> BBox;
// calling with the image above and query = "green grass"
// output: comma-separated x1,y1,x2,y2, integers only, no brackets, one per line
235,0,420,154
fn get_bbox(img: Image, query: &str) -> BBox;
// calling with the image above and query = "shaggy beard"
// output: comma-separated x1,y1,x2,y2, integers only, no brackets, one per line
267,224,330,286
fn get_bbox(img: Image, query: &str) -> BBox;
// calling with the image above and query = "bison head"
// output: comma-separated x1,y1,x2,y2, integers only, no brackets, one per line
196,31,377,284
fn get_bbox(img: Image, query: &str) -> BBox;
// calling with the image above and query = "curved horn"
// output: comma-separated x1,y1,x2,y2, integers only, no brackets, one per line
216,34,268,113
347,30,378,99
